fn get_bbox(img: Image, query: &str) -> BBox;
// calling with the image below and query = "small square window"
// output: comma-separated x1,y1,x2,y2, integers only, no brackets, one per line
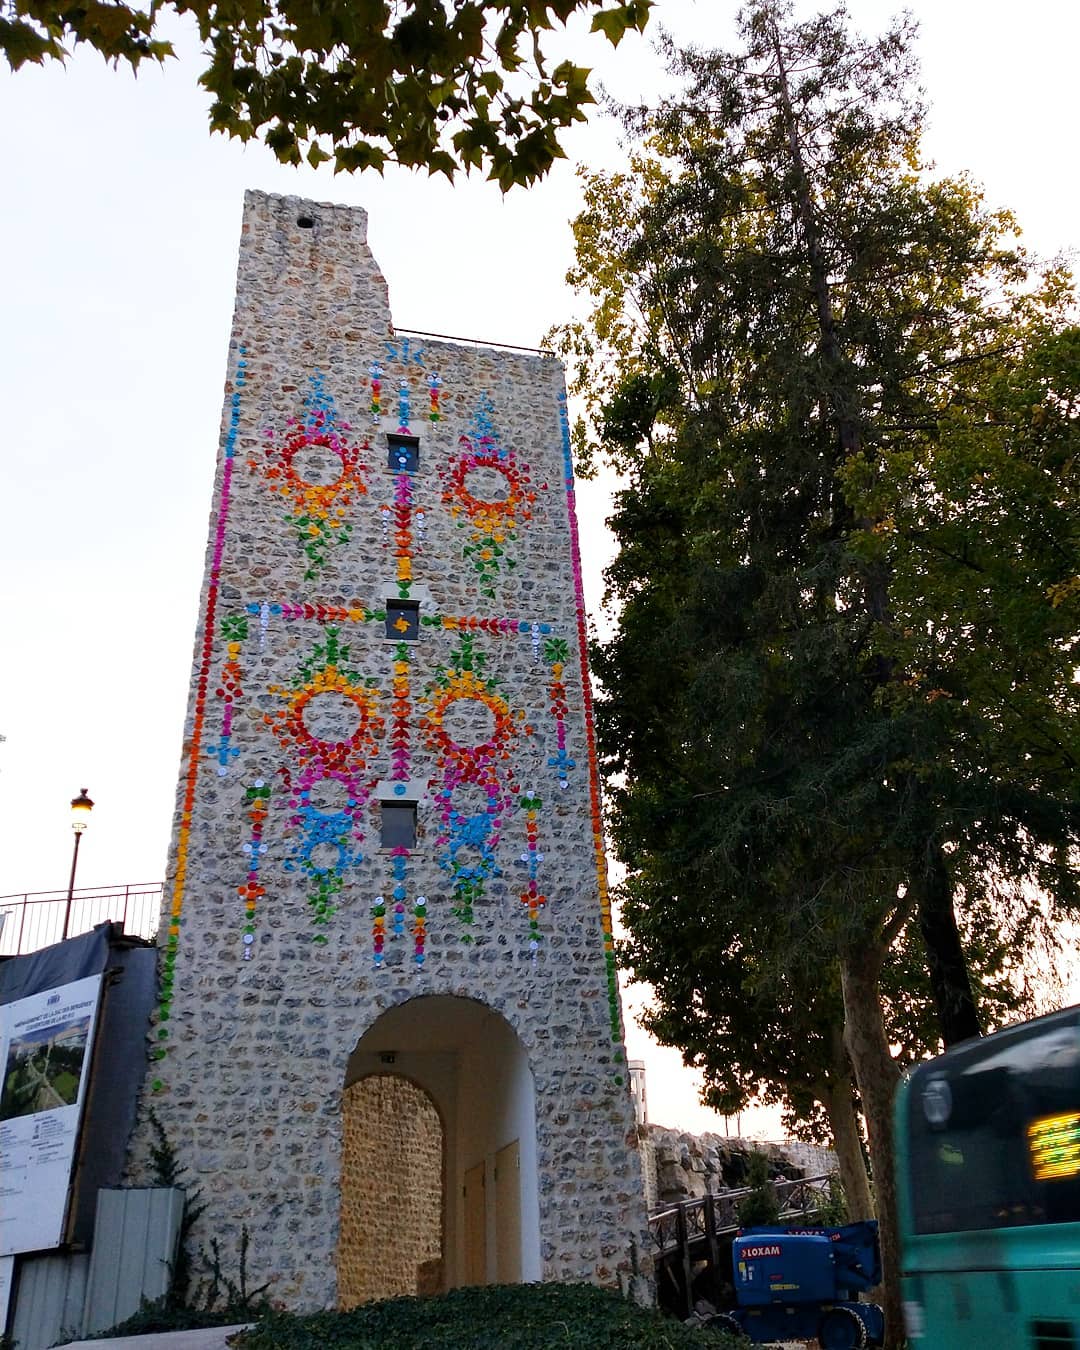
386,599,420,641
381,801,417,849
387,434,420,473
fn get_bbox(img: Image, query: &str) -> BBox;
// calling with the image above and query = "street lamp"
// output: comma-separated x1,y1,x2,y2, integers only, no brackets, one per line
63,788,94,940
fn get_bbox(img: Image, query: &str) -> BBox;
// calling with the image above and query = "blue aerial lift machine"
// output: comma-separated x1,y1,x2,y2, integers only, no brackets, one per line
707,1220,885,1348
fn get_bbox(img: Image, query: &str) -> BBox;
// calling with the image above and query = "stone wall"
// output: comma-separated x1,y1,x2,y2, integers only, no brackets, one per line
337,1075,443,1307
640,1126,835,1211
125,190,648,1310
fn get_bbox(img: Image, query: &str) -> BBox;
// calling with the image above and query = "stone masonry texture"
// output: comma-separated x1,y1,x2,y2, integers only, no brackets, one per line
125,190,649,1310
337,1075,442,1307
639,1127,836,1212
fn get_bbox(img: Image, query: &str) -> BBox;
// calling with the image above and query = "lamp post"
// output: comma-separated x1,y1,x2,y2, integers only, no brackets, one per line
63,788,94,940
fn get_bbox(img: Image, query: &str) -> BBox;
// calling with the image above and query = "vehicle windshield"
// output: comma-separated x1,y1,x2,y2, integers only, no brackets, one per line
907,1013,1080,1234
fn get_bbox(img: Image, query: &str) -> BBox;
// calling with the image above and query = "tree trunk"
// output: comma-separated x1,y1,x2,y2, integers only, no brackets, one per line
820,1035,874,1222
915,837,981,1045
841,943,904,1350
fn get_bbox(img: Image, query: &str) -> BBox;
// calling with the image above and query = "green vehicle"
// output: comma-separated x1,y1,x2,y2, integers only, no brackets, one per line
896,1004,1080,1349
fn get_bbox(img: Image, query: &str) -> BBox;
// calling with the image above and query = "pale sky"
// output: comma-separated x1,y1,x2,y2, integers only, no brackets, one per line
1,0,1077,1138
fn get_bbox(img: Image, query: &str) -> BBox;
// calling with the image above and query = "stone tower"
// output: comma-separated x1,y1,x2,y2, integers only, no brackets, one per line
131,191,648,1309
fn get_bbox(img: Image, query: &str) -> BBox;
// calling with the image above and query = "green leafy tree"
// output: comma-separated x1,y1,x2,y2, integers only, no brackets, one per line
1,0,651,187
559,3,1079,1341
624,881,1040,1229
622,861,876,1219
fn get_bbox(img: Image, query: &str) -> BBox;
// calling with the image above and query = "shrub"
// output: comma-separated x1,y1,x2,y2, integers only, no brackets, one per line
734,1152,781,1229
233,1283,745,1349
83,1303,255,1339
808,1173,848,1227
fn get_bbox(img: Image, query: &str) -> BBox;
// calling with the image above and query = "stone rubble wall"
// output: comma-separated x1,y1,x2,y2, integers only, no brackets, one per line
640,1125,836,1212
337,1075,443,1307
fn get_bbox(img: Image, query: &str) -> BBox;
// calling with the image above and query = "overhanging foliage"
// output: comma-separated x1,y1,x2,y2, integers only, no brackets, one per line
1,0,652,187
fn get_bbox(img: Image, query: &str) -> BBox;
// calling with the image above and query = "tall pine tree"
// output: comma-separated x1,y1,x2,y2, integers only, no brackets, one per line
560,3,1080,1338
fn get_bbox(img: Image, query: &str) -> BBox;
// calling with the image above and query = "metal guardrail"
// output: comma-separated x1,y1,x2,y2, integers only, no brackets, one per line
0,883,164,957
649,1173,834,1256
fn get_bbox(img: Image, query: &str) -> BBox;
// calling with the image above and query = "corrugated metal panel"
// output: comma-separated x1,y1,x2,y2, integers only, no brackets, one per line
10,1252,89,1350
81,1186,184,1336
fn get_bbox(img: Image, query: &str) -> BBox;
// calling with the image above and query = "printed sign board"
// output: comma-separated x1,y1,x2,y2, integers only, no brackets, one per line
0,973,103,1255
0,1255,12,1334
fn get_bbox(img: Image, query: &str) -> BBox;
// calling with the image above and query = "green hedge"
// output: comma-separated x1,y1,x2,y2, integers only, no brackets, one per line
232,1284,744,1349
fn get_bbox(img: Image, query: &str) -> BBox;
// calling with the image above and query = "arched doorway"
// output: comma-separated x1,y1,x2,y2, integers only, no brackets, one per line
336,995,540,1304
338,1074,444,1308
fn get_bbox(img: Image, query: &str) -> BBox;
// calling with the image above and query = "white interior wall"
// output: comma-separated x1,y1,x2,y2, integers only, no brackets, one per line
457,1011,540,1282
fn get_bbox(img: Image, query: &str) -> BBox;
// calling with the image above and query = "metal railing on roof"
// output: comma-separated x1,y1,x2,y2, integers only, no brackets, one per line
0,883,163,957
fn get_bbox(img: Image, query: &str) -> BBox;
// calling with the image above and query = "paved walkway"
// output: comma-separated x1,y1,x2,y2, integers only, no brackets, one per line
55,1326,253,1350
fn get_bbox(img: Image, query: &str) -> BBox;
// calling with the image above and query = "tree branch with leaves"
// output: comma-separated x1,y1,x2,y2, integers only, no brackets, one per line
2,0,651,187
